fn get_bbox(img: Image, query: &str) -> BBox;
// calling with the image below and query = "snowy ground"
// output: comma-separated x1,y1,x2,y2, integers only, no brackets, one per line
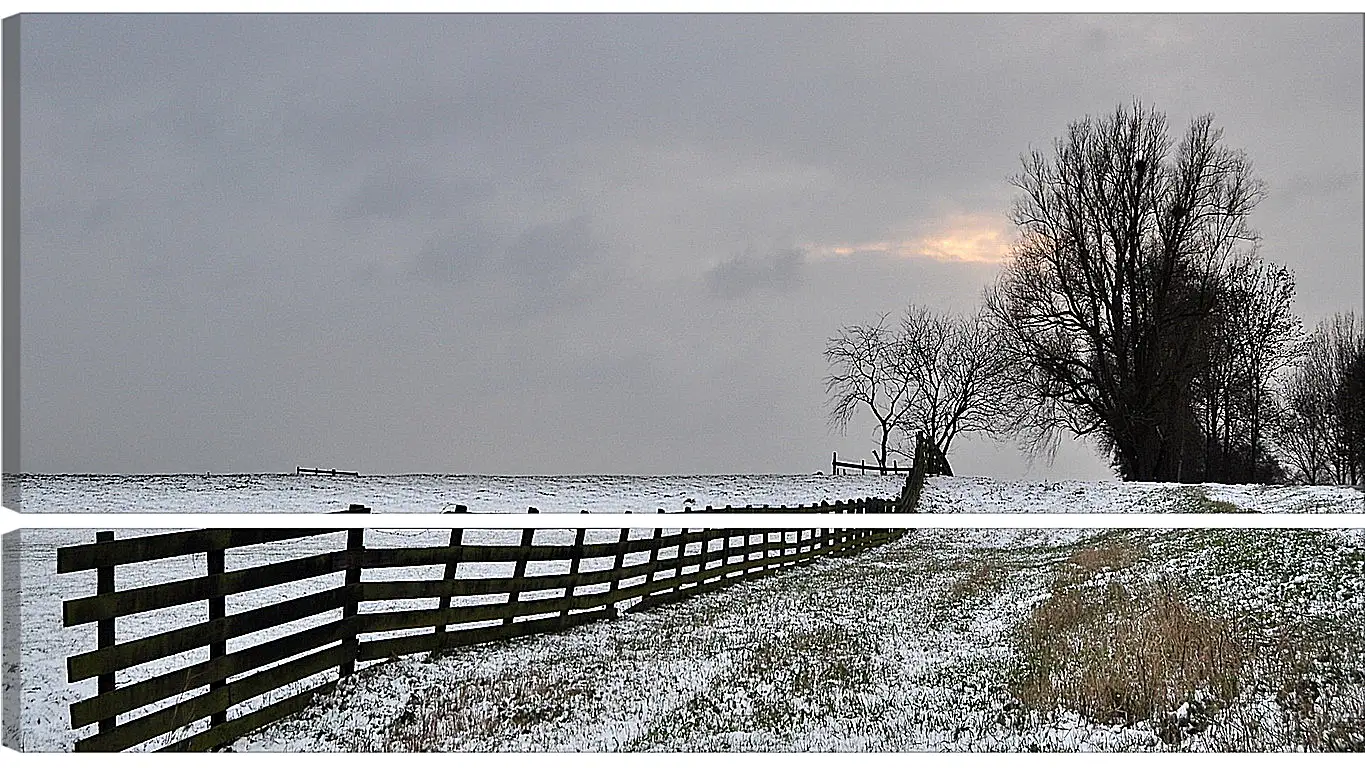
919,476,1364,515
10,474,909,514
6,475,1362,752
235,526,1365,752
5,526,677,752
12,473,1359,515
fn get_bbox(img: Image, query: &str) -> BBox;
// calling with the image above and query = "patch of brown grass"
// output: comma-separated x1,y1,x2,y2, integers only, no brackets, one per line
945,562,998,606
1014,578,1245,741
1064,539,1147,575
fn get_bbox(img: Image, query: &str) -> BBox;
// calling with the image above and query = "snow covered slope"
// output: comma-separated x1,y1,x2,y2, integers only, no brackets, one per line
919,476,1363,515
235,527,1365,752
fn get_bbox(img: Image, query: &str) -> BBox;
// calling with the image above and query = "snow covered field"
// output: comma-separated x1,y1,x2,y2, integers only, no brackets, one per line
4,526,666,752
11,473,1360,515
10,473,909,514
919,476,1364,515
235,526,1365,752
5,474,1363,752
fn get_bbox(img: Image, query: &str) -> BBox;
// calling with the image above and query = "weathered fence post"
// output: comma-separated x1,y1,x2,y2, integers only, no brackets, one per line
207,542,226,728
435,507,466,647
644,528,663,600
563,522,587,618
339,526,365,678
504,527,535,626
749,530,762,578
671,524,687,595
720,528,731,581
698,530,713,586
606,518,630,617
95,531,116,735
671,529,688,595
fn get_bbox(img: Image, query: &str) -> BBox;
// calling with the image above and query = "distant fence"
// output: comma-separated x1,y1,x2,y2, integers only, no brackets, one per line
831,452,911,475
832,434,952,478
55,438,954,752
296,467,360,477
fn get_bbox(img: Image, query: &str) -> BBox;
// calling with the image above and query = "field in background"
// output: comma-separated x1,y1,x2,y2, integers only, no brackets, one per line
14,473,1361,515
11,473,908,514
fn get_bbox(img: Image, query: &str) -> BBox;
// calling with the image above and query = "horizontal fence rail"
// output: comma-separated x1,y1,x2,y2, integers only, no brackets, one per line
831,452,912,475
58,521,914,751
57,438,952,753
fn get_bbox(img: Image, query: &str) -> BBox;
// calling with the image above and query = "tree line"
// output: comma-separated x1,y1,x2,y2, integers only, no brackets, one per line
826,102,1363,485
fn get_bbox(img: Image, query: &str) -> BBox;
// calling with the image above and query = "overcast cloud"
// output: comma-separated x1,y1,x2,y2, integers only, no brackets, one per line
10,13,1363,477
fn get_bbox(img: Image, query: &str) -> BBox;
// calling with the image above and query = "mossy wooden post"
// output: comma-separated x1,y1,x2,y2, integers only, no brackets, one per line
207,543,227,727
504,528,535,626
435,509,465,646
94,531,116,735
339,526,365,678
562,523,587,618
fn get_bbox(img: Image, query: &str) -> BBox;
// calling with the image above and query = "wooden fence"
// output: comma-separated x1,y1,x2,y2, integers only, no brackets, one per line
830,452,912,475
55,439,953,753
831,433,953,477
57,515,903,752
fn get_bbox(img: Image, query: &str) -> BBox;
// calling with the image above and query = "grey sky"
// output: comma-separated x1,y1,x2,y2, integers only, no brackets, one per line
11,13,1363,477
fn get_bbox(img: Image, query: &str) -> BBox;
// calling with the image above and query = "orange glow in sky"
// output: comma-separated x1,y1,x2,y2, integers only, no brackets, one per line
807,215,1013,264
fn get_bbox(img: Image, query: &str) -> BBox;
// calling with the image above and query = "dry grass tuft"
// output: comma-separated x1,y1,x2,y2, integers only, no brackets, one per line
1014,578,1245,742
1065,539,1147,575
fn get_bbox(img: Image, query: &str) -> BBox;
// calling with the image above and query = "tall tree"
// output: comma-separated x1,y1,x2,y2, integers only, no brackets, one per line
1192,256,1299,482
891,306,1012,460
1277,351,1335,484
988,102,1266,481
1338,329,1365,485
1274,312,1362,485
824,315,914,471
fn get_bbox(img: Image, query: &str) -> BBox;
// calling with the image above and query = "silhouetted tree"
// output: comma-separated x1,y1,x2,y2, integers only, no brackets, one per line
1339,331,1365,485
1278,352,1335,484
1276,312,1363,485
1191,256,1299,482
824,315,914,471
988,102,1267,481
889,306,1013,461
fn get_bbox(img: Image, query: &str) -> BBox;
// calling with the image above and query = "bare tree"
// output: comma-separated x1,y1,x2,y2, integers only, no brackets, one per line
1277,353,1335,484
1339,327,1365,485
824,314,914,471
988,102,1267,481
890,306,1013,460
1275,312,1363,485
1192,256,1299,482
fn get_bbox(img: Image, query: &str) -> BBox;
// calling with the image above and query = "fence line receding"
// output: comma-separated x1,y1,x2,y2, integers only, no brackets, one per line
56,437,950,752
